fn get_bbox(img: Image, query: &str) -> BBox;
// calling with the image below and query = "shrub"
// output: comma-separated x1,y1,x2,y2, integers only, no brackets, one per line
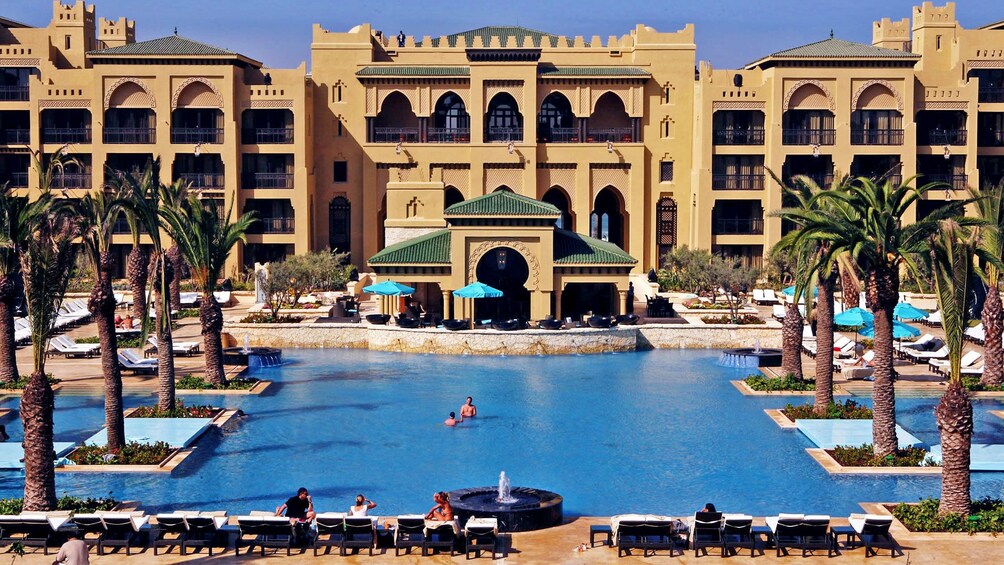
893,497,1004,533
129,401,218,418
177,374,258,390
963,376,1004,392
78,334,143,348
239,312,303,324
701,314,764,325
827,444,932,467
782,399,873,420
0,495,118,515
177,308,199,319
68,441,174,465
0,374,61,390
744,374,814,392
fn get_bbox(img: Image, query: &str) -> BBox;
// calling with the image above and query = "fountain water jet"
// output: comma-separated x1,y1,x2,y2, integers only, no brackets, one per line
450,471,562,532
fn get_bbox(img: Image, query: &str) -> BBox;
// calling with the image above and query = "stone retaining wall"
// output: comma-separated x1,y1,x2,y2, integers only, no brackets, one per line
225,320,782,355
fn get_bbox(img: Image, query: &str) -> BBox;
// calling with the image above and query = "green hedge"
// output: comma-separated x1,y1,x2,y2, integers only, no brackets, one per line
827,444,933,467
744,374,814,392
782,400,872,420
0,495,117,515
893,498,1004,533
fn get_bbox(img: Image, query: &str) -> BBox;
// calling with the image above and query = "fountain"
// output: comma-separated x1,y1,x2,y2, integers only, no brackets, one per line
223,335,283,370
450,471,562,532
718,339,782,367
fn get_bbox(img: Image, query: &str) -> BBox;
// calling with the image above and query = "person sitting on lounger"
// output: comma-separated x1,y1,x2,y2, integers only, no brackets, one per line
277,487,316,524
349,494,377,516
425,492,454,521
444,411,462,426
701,502,717,513
460,396,477,418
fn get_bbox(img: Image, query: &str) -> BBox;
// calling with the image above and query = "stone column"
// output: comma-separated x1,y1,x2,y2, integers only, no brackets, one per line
554,286,563,320
618,289,628,315
442,289,452,319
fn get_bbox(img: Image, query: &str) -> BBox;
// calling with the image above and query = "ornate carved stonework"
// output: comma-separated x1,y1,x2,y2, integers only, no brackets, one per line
171,77,223,109
466,240,540,290
782,80,835,111
0,58,40,67
103,77,155,109
243,100,294,109
851,79,903,111
38,99,90,109
712,101,766,110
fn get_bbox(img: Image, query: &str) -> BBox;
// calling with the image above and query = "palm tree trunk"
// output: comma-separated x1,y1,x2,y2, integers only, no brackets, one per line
981,284,1003,387
781,301,803,378
20,370,56,510
814,275,836,413
128,245,149,321
88,253,124,451
201,294,226,386
149,252,176,411
0,275,20,384
935,380,973,515
868,266,899,457
167,246,183,311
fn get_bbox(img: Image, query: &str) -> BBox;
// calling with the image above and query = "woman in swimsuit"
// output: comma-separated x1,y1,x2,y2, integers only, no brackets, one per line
425,492,454,521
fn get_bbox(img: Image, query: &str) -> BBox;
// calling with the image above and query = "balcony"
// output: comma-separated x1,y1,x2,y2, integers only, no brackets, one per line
241,127,293,144
851,129,904,145
979,88,1004,103
713,128,765,145
980,130,1004,146
42,127,91,144
712,174,765,191
789,173,834,188
538,127,578,143
3,129,29,145
427,128,470,143
586,128,634,143
50,173,91,190
4,172,28,188
920,129,967,145
242,172,293,189
371,127,419,143
713,218,764,235
103,127,155,144
0,86,28,102
179,173,224,190
249,217,295,234
924,173,968,190
171,128,223,144
486,127,523,143
782,129,835,145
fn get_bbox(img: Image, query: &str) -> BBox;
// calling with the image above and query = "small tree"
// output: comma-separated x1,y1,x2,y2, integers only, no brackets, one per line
658,246,714,295
708,255,760,322
261,260,295,320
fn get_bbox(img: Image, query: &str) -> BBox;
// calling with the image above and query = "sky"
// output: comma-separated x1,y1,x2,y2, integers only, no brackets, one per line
4,0,1001,69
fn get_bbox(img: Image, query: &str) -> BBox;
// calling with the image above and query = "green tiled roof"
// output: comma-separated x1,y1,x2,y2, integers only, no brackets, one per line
538,65,649,77
748,38,919,68
554,230,636,265
357,66,470,77
431,26,578,48
444,191,560,217
368,229,451,265
88,35,240,57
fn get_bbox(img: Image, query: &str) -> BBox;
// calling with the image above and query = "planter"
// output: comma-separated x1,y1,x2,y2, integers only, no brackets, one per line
537,319,563,330
587,316,614,329
366,314,391,325
396,316,421,329
492,319,524,331
616,313,640,326
442,319,470,331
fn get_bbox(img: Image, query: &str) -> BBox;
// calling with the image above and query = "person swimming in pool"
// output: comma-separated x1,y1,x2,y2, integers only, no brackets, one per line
460,396,477,418
444,411,461,426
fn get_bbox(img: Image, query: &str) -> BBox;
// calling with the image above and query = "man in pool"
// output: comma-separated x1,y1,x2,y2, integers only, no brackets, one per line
276,487,316,524
444,412,461,426
460,396,477,418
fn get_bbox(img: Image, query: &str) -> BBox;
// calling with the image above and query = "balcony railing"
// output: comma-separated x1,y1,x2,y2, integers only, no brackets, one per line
242,172,293,189
103,127,155,144
42,127,91,144
486,127,523,143
924,173,969,190
980,130,1004,146
179,172,225,189
241,127,294,144
371,127,419,143
249,217,295,234
538,127,578,143
788,173,834,188
782,128,835,145
171,127,223,144
713,128,765,145
713,218,764,235
979,88,1004,103
0,86,29,101
586,128,634,143
851,128,904,145
50,172,91,190
427,128,470,143
712,173,765,190
3,172,28,188
921,129,967,145
3,129,29,144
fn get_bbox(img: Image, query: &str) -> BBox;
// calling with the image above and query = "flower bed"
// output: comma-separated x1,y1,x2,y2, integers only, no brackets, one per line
782,400,873,420
177,308,200,319
892,497,1004,533
178,375,258,391
827,444,933,467
701,314,765,325
239,313,304,324
129,401,219,418
0,374,62,390
744,374,814,392
68,441,174,465
0,495,117,515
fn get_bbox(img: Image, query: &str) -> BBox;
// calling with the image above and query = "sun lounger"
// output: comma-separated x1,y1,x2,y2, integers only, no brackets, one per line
394,515,426,556
965,323,985,344
906,345,949,364
179,292,200,308
848,514,902,557
213,291,232,306
151,512,226,556
961,364,984,376
94,512,149,556
837,350,874,372
692,512,724,557
722,514,756,557
930,350,982,376
423,521,458,556
152,514,187,555
925,310,942,327
764,289,780,304
896,333,935,356
753,289,767,304
0,513,69,555
844,366,875,380
50,335,100,358
236,516,294,556
832,336,851,350
312,513,346,556
767,514,833,558
772,304,786,321
117,349,158,374
147,336,200,356
464,517,500,560
343,516,376,556
615,519,685,558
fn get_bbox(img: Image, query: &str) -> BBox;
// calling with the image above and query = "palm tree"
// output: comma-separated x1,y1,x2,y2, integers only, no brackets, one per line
20,149,80,510
0,182,32,384
115,160,179,411
971,183,1004,387
794,177,963,456
926,219,998,515
125,209,149,322
72,185,133,451
769,248,804,378
160,194,255,386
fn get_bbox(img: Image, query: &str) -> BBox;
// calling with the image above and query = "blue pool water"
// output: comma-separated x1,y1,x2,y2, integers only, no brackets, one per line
1,349,1003,517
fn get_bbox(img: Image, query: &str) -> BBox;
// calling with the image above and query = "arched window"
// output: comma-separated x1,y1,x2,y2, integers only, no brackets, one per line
329,196,351,253
434,93,469,130
485,93,523,142
444,186,464,210
542,186,572,230
538,93,575,142
493,185,513,193
656,197,678,262
590,187,624,248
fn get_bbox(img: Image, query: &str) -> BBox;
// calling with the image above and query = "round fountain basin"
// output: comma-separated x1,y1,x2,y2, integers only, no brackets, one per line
223,347,283,370
449,487,562,532
718,347,783,368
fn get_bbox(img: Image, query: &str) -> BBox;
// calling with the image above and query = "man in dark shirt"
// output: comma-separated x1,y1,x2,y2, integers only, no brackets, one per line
276,487,316,524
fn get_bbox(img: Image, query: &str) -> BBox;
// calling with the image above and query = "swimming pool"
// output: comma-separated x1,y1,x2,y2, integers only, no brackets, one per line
1,349,1002,517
